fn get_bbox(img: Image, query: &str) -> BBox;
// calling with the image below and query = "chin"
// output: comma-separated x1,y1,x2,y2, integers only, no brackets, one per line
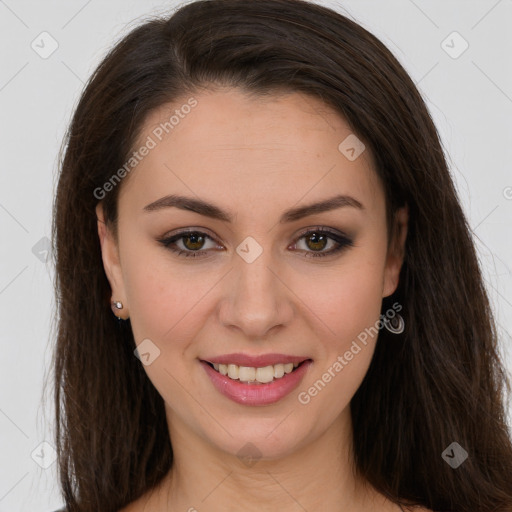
207,416,312,462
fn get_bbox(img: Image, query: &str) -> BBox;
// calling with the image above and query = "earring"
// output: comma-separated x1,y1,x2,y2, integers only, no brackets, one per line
383,313,405,334
111,300,124,320
112,300,123,310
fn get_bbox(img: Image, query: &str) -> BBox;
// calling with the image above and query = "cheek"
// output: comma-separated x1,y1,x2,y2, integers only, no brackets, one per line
122,222,387,345
120,238,197,345
295,265,384,421
301,254,386,349
120,244,205,404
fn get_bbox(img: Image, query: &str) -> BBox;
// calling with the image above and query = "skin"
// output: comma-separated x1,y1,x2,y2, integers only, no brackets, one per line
96,88,425,511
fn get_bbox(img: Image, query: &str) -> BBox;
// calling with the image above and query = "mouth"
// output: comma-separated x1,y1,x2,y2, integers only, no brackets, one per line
200,356,314,406
201,359,312,385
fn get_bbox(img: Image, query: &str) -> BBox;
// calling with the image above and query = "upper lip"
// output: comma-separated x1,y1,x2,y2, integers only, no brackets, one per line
201,353,311,367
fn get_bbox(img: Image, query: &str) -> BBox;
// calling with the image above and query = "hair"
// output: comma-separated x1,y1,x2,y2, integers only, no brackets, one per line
50,0,512,511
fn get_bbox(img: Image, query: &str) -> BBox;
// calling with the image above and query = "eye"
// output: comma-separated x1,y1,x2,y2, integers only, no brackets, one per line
157,226,353,259
157,229,219,258
290,227,354,258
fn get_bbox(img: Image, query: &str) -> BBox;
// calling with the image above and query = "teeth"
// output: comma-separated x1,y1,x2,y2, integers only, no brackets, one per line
274,363,285,379
239,366,256,382
227,364,239,380
213,361,302,383
256,365,274,383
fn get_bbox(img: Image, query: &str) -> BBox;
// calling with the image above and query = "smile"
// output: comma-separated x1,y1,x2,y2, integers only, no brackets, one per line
200,358,313,406
205,361,303,384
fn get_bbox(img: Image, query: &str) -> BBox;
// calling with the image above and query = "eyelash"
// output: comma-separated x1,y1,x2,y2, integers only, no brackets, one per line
157,227,354,259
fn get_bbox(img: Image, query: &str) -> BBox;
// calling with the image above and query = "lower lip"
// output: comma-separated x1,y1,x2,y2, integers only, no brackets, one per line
200,360,313,406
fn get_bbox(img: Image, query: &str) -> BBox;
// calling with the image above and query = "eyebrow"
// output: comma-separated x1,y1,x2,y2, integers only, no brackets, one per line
143,193,364,223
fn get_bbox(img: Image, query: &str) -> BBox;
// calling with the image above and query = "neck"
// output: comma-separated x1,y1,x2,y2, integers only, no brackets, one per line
147,405,395,512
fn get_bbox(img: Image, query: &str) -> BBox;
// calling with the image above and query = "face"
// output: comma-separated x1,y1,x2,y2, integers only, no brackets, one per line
96,88,407,461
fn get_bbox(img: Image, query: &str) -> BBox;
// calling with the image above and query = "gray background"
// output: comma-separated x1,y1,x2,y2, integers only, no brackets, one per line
0,0,511,510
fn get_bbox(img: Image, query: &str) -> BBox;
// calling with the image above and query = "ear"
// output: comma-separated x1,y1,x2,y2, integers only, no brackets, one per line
96,202,129,318
382,204,408,298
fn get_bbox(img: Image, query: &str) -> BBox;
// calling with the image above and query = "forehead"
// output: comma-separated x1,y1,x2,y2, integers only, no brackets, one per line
118,88,382,220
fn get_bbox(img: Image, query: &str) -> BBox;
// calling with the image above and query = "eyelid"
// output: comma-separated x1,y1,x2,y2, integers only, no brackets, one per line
157,228,220,249
289,226,354,257
160,225,350,244
292,225,350,241
157,225,354,260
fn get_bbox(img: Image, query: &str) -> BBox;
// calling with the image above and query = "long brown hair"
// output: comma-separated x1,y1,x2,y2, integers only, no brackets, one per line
50,1,512,510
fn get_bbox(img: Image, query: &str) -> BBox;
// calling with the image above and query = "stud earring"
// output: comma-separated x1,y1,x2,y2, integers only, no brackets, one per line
111,300,124,320
383,313,405,334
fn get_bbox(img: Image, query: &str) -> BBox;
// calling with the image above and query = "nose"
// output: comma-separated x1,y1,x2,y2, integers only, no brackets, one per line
218,246,294,340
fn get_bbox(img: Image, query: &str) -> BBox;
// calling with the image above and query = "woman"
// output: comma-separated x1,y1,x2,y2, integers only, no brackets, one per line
50,0,512,511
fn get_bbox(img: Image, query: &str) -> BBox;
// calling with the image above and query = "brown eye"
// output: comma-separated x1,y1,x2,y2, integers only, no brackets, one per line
292,228,354,258
157,230,218,258
158,227,353,260
304,232,329,252
181,232,207,251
